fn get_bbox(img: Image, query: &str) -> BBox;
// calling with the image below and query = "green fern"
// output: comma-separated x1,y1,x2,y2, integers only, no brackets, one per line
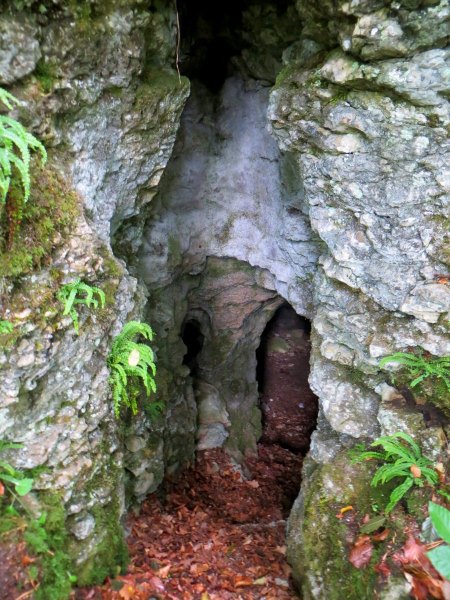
107,321,157,417
0,440,33,497
57,279,105,334
352,432,438,513
380,351,450,392
0,87,47,208
0,320,13,334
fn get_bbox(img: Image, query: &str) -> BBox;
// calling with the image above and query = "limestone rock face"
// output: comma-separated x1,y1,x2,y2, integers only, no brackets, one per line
0,0,188,581
268,0,449,596
0,0,449,594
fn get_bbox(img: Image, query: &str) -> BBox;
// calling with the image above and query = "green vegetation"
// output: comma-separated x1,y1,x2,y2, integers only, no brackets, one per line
427,501,450,580
0,440,33,497
57,279,105,334
34,59,58,93
0,87,47,209
107,321,157,417
0,163,80,278
20,492,75,600
0,319,13,334
351,432,438,513
380,351,450,392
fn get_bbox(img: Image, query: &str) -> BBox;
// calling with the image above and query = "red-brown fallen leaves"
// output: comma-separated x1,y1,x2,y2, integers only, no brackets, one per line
349,535,373,568
393,535,450,600
75,447,301,600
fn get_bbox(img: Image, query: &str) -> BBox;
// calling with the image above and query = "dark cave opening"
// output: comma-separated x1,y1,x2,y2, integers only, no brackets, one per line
177,0,295,91
178,0,244,91
181,318,204,376
256,304,318,454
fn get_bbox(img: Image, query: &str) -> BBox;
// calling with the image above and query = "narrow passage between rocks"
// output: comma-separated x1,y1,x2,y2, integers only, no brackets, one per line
76,306,318,600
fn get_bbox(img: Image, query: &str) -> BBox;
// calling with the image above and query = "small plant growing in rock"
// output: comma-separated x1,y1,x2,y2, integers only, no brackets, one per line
0,87,47,236
0,319,13,334
57,279,105,334
352,432,438,513
427,501,450,580
379,352,450,393
107,321,157,417
0,440,33,497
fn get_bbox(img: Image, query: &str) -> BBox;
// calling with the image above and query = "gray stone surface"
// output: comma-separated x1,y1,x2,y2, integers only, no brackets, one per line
268,0,449,596
0,14,41,84
0,0,188,580
0,0,449,594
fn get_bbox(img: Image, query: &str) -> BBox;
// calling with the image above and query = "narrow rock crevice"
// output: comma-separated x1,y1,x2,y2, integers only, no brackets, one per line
257,304,318,454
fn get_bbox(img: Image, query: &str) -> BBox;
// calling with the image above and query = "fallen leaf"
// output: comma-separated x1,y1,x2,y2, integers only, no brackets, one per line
254,576,267,585
247,480,260,488
393,535,427,567
375,559,391,578
119,584,136,600
349,535,373,569
372,529,390,542
21,555,35,567
336,505,354,519
148,576,165,592
0,481,4,496
235,576,254,587
410,465,422,479
156,564,171,578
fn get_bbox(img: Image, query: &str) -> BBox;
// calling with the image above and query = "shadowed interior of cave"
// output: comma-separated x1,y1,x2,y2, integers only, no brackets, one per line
178,0,292,90
181,318,204,376
256,304,318,453
178,0,246,90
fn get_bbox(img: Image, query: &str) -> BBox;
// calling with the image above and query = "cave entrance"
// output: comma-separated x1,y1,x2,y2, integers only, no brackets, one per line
256,304,318,454
181,318,204,378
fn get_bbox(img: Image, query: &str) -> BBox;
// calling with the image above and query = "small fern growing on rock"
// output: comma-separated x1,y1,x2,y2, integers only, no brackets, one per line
57,279,105,334
0,87,47,207
0,440,33,497
352,432,438,513
379,351,450,392
107,321,157,417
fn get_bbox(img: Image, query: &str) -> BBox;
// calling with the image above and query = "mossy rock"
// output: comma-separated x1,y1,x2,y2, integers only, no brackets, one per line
0,163,80,279
287,453,391,600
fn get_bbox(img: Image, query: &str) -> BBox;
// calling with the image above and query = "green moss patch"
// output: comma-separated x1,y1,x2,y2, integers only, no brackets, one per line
0,163,80,279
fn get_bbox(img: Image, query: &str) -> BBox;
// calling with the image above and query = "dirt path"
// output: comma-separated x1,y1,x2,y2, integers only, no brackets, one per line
76,447,301,600
259,305,318,452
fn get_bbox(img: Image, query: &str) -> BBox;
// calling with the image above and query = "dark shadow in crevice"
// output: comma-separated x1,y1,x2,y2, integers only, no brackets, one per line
181,318,204,377
178,0,245,91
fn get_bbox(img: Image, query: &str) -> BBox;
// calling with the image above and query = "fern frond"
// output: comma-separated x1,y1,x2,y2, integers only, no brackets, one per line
371,462,411,486
107,321,157,418
386,478,414,513
120,321,154,342
0,88,20,110
57,279,105,334
379,353,424,368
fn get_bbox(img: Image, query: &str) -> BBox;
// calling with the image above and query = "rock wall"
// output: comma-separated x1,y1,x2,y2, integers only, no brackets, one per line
267,0,449,596
0,0,189,583
0,0,448,596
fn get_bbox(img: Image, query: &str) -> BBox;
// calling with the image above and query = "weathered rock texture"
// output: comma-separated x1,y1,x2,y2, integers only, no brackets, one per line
267,1,449,597
0,0,449,596
0,0,189,583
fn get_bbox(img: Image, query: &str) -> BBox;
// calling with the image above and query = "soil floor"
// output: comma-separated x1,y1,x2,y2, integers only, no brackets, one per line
3,305,318,600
